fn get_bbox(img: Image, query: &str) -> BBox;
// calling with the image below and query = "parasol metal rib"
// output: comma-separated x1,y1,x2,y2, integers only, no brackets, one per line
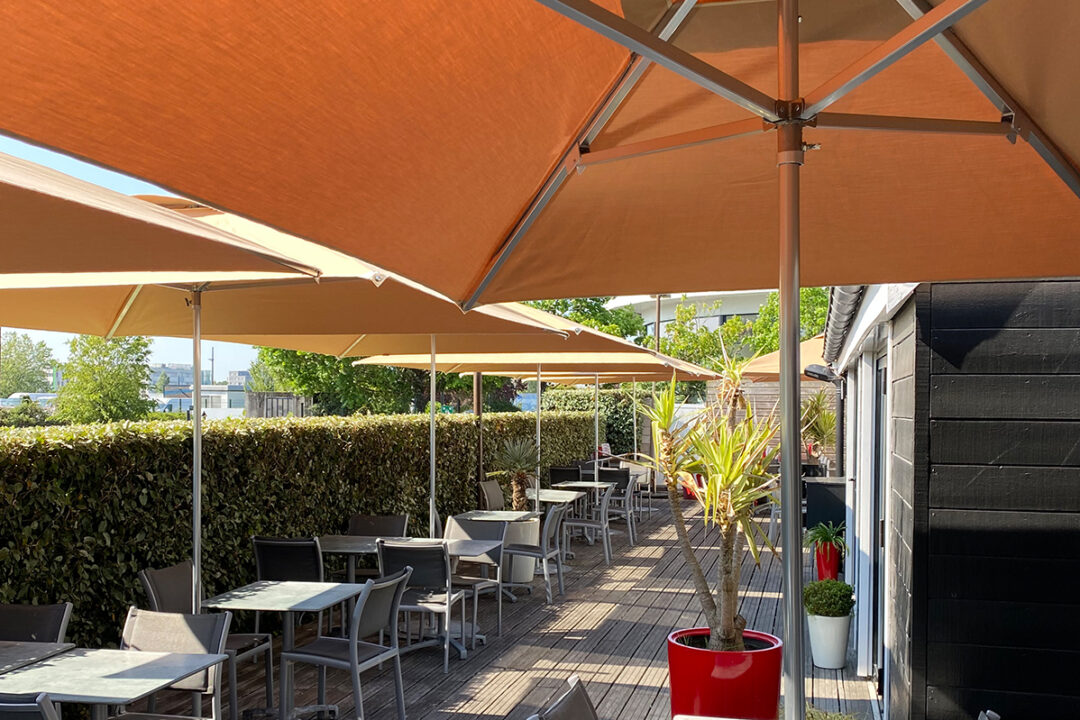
801,0,990,119
578,117,768,167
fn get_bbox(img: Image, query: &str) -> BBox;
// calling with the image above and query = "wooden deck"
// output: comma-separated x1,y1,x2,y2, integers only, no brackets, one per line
180,502,880,719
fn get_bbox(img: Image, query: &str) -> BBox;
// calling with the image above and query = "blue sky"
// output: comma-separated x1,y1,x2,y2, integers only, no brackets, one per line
0,136,261,376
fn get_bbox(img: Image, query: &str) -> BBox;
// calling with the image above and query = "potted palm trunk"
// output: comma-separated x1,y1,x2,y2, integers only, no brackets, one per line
637,375,783,720
488,438,540,584
804,579,855,669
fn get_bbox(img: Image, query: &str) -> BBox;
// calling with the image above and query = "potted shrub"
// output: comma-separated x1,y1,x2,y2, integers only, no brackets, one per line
804,521,846,581
636,372,783,720
487,437,537,511
804,579,855,669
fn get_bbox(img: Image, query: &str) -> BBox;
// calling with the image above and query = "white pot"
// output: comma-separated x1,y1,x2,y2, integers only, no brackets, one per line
806,613,851,669
503,518,539,583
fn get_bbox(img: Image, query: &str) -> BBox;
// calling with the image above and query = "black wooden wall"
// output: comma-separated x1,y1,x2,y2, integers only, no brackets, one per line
889,295,921,720
910,280,1080,719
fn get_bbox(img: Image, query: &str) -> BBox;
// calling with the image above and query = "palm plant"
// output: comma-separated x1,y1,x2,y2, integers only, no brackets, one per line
636,377,779,651
801,389,836,460
487,437,537,511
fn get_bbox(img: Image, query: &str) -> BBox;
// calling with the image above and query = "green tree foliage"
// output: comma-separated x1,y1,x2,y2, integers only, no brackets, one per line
656,298,728,400
540,387,647,455
527,297,646,342
0,397,62,427
55,336,155,423
256,347,425,415
0,331,54,396
153,372,170,393
245,358,285,392
723,287,829,355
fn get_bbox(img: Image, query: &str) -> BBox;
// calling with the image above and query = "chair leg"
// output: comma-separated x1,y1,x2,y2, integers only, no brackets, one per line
602,527,612,565
471,590,478,651
442,611,450,674
496,574,503,636
352,670,364,720
228,654,239,720
554,554,565,597
540,557,552,604
392,653,406,720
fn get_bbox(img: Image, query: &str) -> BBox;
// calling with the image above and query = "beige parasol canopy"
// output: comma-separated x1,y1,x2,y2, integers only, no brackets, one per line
355,350,715,376
0,1,1076,305
743,335,826,382
0,152,316,284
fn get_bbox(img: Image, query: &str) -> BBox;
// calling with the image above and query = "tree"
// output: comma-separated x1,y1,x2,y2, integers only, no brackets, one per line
245,359,284,392
55,336,155,423
256,347,425,415
154,371,170,393
0,332,54,397
722,287,829,355
526,297,646,342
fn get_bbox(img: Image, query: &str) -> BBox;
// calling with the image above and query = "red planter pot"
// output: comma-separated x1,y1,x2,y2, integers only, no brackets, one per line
667,627,783,720
815,543,840,580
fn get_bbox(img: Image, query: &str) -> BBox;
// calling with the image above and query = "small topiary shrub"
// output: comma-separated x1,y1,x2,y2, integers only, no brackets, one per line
803,579,855,617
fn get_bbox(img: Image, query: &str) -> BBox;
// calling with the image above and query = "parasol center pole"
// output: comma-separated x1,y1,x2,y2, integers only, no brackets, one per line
594,374,600,476
430,335,437,538
778,0,806,718
191,290,203,613
536,364,542,511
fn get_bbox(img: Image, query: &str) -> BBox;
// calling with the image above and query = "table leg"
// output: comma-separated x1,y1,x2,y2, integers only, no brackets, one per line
280,611,295,719
91,705,108,720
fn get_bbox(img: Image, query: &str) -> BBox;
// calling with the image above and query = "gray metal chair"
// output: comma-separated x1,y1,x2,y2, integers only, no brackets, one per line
0,603,72,643
547,466,580,485
600,467,636,546
562,483,615,566
377,540,466,674
479,480,505,511
524,675,598,720
0,693,62,720
504,504,566,603
114,607,231,720
347,513,409,538
139,559,273,720
252,536,325,635
445,517,507,648
279,568,412,720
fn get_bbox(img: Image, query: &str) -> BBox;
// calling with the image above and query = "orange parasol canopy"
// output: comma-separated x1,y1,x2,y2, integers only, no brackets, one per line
0,1,1075,304
743,335,827,382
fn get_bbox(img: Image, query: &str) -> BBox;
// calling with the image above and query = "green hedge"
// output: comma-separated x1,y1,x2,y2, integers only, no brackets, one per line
540,388,647,455
0,411,593,648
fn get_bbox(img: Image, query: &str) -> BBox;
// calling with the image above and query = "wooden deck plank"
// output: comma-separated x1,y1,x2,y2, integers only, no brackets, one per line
155,502,879,720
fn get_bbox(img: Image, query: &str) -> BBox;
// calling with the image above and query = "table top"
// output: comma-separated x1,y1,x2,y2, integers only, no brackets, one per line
553,480,615,491
0,648,226,705
318,536,501,559
0,641,74,675
204,580,366,612
526,488,586,504
455,510,539,522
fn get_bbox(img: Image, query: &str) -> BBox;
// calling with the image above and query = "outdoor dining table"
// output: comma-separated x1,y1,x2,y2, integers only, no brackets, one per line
454,510,539,522
204,580,366,715
0,640,73,675
525,488,586,505
0,647,226,720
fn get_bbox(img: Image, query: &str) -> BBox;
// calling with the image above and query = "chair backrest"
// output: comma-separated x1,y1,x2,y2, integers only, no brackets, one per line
252,536,323,582
526,676,598,720
540,503,567,552
548,466,580,485
595,483,616,522
0,693,62,720
0,603,73,643
599,467,632,493
377,539,450,591
572,459,593,470
479,480,505,511
444,517,507,565
350,567,412,647
348,513,409,537
120,607,230,694
139,559,195,614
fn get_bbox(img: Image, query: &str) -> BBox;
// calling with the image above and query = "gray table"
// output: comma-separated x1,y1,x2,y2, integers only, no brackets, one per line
319,536,503,580
525,488,586,505
454,510,539,522
204,580,367,715
0,648,226,720
0,641,74,675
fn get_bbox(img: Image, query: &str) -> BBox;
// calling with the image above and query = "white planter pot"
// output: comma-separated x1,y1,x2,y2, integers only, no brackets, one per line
503,518,539,583
806,613,851,669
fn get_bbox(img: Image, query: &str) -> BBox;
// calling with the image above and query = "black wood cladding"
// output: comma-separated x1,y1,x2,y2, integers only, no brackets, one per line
912,281,1080,719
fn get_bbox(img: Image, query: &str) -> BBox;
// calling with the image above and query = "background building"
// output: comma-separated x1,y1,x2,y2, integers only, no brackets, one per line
607,290,770,339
